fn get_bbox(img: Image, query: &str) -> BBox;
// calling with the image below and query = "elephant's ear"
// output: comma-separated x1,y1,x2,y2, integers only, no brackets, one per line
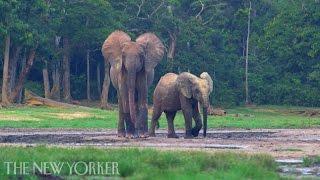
176,72,197,98
101,30,131,69
200,72,213,93
136,33,164,72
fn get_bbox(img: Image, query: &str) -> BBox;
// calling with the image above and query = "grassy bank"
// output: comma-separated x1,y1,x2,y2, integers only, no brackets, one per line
0,146,280,179
303,156,320,167
0,105,319,129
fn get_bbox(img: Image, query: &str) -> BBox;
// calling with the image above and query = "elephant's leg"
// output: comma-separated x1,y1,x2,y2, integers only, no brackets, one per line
119,78,135,138
191,103,202,137
139,107,148,137
180,96,194,139
165,111,178,138
124,113,135,138
136,72,148,138
149,106,162,137
117,93,126,137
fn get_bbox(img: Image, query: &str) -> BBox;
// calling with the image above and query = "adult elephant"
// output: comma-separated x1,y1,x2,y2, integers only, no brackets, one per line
101,30,164,138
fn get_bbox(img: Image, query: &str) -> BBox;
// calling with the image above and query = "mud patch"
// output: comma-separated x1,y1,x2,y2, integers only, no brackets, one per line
205,131,275,139
0,134,124,144
0,128,319,159
0,131,275,146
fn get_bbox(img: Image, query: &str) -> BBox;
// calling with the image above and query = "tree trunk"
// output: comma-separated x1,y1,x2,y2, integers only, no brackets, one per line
9,46,22,92
242,37,246,58
86,49,91,101
1,35,11,106
97,63,101,97
17,49,27,103
42,61,50,98
25,90,87,109
10,49,36,102
62,37,71,102
245,1,251,105
167,31,177,60
100,61,111,109
50,62,61,101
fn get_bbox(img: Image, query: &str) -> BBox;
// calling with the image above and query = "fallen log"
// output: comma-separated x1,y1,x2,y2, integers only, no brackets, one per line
25,90,87,109
208,107,227,116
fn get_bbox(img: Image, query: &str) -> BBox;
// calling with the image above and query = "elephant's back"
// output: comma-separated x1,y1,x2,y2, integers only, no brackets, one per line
158,73,178,87
153,73,180,110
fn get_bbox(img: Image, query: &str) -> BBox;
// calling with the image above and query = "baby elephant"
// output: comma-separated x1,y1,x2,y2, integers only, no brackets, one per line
149,72,213,138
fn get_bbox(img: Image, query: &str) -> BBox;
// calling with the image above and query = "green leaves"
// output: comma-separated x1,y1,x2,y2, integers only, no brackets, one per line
1,0,319,106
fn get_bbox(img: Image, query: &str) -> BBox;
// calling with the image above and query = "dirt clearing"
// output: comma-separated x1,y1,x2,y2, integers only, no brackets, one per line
0,128,319,159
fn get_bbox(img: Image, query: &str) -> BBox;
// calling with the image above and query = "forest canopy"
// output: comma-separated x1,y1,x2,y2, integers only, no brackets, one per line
0,0,319,107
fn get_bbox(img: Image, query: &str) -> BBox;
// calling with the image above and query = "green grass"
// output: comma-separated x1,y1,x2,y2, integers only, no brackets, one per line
0,105,319,129
303,156,320,167
0,106,117,128
0,146,281,179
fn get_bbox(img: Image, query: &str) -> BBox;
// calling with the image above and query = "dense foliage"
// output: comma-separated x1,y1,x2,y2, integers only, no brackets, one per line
1,0,319,107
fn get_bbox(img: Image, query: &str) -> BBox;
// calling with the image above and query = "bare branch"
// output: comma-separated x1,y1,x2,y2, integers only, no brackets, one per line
136,0,145,17
195,0,205,19
149,0,165,18
202,16,214,25
128,0,165,21
118,3,128,12
89,48,100,53
127,28,140,32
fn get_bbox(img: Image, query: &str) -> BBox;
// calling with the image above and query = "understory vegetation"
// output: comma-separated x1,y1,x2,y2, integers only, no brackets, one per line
0,146,280,179
0,106,319,129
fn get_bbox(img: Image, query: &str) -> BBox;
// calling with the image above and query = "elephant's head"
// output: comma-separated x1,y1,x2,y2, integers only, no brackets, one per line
176,72,213,137
102,31,164,125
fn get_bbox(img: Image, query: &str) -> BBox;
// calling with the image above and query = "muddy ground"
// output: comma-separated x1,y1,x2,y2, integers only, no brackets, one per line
0,128,319,159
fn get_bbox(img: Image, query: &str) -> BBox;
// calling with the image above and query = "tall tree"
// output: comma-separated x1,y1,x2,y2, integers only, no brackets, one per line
96,63,101,97
1,0,48,104
86,50,91,100
42,61,50,98
62,37,71,102
245,1,251,105
1,35,11,105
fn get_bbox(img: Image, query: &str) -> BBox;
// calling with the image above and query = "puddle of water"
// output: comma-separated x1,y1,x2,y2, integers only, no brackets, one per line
276,159,320,178
276,159,303,164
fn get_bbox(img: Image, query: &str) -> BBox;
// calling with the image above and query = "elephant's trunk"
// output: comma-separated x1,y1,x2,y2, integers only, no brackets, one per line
202,95,210,109
128,72,136,125
200,94,209,137
202,107,208,137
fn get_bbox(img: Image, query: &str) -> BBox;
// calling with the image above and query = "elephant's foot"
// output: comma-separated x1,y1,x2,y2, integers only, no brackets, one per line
149,133,156,137
167,133,179,138
184,135,193,139
184,130,193,139
117,130,126,138
139,133,149,138
191,128,200,137
131,131,149,138
126,133,135,139
117,133,126,138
